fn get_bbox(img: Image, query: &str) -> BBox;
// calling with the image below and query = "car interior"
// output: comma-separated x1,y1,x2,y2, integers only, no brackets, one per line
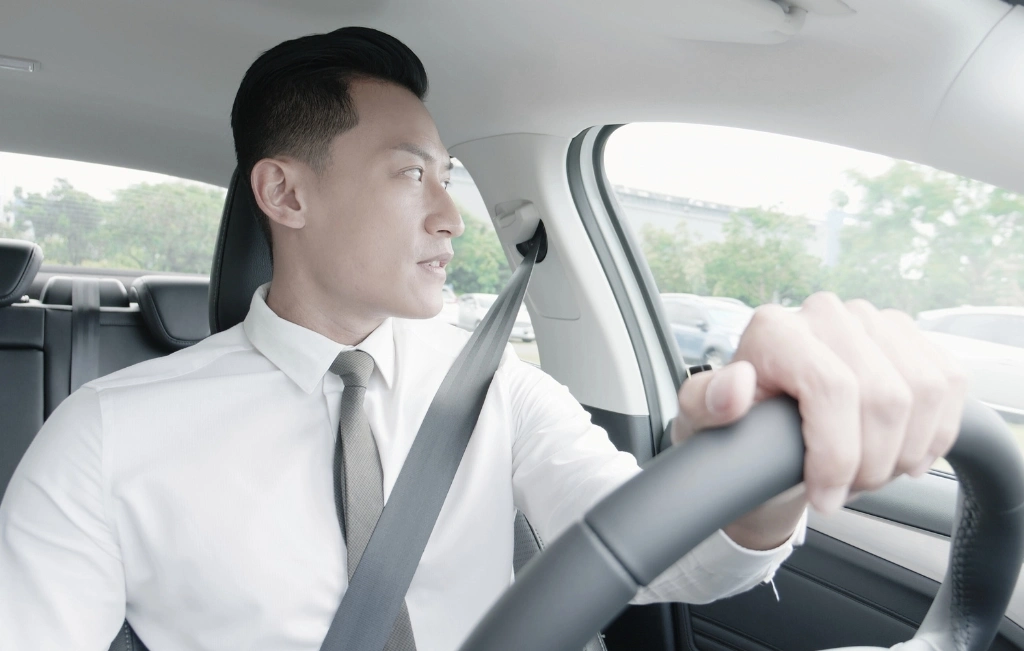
3,0,1024,649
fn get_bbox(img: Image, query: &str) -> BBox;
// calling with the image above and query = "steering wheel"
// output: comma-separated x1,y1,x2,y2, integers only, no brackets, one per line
458,396,1024,651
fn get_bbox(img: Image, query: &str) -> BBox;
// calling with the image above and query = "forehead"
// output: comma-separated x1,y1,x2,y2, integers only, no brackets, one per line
343,79,448,159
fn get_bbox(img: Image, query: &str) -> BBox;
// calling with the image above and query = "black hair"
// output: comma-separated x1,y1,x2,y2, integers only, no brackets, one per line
230,26,429,257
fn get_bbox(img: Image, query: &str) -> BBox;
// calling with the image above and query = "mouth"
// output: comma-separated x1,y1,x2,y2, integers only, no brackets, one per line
417,252,453,276
418,253,453,268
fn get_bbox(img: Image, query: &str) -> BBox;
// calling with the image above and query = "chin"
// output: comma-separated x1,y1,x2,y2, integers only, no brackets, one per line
393,296,442,320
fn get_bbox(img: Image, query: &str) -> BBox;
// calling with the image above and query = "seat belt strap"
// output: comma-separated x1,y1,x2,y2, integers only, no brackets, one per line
70,278,102,393
319,222,547,651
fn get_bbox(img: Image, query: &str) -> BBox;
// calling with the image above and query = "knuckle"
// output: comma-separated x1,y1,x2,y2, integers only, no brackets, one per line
812,365,859,404
908,372,947,408
750,302,786,324
802,291,844,313
845,298,877,314
880,307,916,328
865,382,913,427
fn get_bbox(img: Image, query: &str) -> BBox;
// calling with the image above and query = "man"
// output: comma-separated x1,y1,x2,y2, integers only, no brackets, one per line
0,26,966,650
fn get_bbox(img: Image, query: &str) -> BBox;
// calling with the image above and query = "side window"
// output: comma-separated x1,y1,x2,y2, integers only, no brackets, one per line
0,151,225,274
443,160,541,367
602,123,1024,467
675,304,704,327
997,317,1024,349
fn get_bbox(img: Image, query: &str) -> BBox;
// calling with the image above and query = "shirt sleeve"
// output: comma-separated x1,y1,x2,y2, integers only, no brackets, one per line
505,356,805,605
0,386,127,649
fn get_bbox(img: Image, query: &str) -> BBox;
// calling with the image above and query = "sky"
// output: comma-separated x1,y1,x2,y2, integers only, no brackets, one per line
603,123,897,218
1,123,898,220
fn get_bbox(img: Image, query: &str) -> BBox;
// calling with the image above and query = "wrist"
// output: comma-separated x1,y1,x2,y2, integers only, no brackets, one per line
723,487,808,551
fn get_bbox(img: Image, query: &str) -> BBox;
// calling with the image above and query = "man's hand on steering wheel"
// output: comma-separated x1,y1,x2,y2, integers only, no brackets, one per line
671,292,970,551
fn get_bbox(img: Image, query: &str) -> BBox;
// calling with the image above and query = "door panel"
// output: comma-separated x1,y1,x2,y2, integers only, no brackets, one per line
683,530,1024,650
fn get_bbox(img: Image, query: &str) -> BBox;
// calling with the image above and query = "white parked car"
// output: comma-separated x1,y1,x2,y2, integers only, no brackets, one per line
917,306,1024,420
458,293,534,342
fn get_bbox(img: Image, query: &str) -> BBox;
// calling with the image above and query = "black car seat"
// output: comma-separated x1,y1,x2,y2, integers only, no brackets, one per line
0,239,45,497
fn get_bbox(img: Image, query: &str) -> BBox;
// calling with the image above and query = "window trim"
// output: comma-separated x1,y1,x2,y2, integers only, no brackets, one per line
567,126,689,457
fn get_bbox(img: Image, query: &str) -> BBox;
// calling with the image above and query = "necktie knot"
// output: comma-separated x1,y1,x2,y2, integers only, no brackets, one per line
329,349,375,389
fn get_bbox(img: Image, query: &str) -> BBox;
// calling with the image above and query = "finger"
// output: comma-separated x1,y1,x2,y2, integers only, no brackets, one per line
799,294,913,491
738,304,861,514
907,319,970,471
673,361,757,444
871,308,950,477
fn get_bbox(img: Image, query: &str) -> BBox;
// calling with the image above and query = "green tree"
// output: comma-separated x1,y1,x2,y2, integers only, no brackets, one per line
100,182,225,273
830,162,1024,312
446,208,510,294
6,180,104,265
701,207,822,306
638,222,704,293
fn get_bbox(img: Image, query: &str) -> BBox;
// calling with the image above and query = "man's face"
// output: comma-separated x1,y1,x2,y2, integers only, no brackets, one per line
290,79,464,321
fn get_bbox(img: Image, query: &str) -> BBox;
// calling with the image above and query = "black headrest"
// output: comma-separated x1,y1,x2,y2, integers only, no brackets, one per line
41,276,129,307
0,239,42,307
130,276,211,351
209,169,272,334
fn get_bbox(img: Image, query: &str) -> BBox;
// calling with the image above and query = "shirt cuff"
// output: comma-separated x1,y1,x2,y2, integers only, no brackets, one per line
631,507,808,605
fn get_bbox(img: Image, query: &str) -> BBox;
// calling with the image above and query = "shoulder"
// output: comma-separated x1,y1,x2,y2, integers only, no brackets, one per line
83,324,257,394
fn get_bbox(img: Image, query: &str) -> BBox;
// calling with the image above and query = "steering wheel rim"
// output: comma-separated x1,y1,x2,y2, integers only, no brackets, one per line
457,396,1024,651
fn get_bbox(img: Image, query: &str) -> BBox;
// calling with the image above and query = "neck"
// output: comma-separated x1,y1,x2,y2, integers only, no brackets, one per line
265,274,385,346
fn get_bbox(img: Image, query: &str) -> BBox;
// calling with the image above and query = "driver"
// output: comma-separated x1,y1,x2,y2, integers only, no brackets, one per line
0,26,967,651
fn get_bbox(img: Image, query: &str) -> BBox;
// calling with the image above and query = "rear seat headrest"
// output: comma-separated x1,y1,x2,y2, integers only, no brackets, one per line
130,276,211,351
0,238,43,307
41,276,130,307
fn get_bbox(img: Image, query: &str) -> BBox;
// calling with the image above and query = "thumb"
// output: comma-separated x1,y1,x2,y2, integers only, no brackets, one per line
672,360,758,445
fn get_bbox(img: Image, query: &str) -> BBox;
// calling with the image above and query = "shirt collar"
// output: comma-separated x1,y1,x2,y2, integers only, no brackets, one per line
243,283,395,393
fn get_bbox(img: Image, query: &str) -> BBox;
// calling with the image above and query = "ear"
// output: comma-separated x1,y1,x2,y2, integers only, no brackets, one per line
250,158,307,231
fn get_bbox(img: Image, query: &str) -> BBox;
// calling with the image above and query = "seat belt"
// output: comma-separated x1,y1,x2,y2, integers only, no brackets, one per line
70,278,102,393
320,223,547,651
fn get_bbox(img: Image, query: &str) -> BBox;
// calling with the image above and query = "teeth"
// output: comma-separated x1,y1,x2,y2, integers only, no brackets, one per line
427,261,440,268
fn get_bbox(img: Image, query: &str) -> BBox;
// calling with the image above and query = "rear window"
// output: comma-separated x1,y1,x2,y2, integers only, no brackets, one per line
0,151,225,274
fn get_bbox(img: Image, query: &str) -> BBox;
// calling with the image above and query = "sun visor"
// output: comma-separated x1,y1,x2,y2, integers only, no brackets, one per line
587,0,853,45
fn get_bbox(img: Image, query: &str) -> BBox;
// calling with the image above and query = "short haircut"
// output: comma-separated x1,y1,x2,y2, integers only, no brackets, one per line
230,27,429,258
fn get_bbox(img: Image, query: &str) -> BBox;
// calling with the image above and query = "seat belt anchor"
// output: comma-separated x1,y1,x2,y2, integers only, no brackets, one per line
514,220,548,264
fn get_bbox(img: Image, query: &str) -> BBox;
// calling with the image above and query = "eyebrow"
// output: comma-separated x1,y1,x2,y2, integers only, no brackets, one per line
391,142,455,171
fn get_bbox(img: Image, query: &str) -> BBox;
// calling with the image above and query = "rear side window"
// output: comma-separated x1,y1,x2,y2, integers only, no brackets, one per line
0,151,225,274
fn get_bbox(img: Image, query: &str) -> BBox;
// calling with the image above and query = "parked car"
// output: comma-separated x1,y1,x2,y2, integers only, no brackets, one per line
458,293,534,341
660,294,753,368
917,306,1024,420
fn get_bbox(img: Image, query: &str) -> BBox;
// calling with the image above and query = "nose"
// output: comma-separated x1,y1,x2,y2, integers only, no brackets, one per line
426,183,465,239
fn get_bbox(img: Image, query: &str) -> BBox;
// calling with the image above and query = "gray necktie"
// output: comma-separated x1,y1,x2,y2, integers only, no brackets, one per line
329,350,417,651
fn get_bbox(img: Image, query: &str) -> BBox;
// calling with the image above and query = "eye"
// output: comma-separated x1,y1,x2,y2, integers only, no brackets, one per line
404,168,424,181
442,179,451,190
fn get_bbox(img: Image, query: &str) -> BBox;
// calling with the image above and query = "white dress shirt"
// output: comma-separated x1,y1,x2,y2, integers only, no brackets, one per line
0,283,805,651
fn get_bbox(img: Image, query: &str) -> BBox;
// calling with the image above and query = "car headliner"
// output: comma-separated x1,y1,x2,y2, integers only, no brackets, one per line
1,0,1022,194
